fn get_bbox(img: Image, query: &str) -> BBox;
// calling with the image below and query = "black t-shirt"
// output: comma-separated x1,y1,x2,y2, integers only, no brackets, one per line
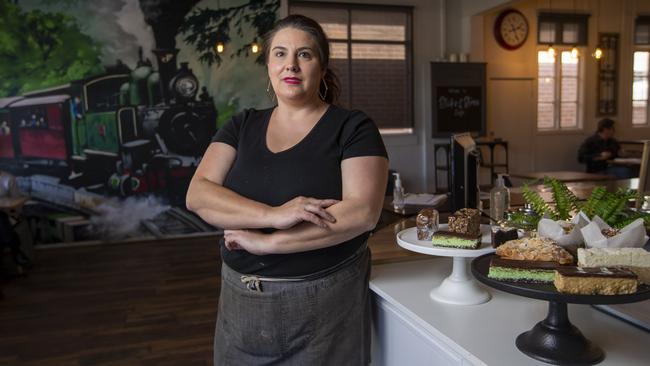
577,133,620,173
211,105,388,276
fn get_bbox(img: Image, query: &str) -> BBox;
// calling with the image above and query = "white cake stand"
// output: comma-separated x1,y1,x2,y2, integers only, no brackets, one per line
396,224,495,305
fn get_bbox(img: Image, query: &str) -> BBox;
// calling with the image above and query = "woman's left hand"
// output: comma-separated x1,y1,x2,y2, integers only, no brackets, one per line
223,229,272,255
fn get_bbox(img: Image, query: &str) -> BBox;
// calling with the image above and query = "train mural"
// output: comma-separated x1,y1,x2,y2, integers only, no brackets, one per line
0,0,279,246
0,51,216,207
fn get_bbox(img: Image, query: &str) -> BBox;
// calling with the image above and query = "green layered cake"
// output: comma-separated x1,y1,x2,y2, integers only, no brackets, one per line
431,231,481,249
488,257,560,283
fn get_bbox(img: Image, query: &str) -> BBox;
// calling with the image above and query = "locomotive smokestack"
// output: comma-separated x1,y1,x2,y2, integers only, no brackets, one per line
138,0,200,104
152,48,179,103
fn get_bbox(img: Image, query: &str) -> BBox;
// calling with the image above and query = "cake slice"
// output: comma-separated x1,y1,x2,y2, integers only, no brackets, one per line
577,248,650,285
488,257,561,283
554,266,638,295
491,226,518,248
448,208,481,237
496,237,574,264
431,231,481,249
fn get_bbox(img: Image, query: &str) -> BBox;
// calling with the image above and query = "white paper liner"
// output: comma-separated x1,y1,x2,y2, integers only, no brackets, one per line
537,211,590,248
580,216,648,249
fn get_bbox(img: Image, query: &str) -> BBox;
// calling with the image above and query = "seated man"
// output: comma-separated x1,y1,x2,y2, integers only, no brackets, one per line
577,118,631,178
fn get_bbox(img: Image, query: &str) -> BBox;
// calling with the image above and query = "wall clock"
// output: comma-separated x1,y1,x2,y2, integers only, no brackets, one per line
494,9,529,50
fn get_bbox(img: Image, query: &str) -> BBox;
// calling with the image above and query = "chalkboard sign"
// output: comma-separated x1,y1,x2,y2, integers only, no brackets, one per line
436,87,481,132
431,62,486,137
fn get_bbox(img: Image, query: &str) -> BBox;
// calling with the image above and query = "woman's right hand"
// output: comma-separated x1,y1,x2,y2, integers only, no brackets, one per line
268,196,339,229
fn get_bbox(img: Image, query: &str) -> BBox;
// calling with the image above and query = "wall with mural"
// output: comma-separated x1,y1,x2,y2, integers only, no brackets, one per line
0,0,279,242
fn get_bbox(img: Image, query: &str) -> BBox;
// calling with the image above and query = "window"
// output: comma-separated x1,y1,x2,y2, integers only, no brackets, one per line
289,2,413,132
537,49,582,130
633,17,650,126
635,16,650,45
633,51,649,125
537,13,589,46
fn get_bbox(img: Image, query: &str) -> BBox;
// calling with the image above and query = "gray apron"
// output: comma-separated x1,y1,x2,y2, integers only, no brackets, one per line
214,247,371,365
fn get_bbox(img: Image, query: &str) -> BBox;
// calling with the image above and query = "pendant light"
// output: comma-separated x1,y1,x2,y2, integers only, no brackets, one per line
570,0,579,58
214,0,225,54
593,0,603,59
546,0,556,57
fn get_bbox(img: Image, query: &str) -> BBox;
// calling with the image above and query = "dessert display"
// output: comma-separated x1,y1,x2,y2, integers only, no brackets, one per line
487,257,561,283
448,208,481,237
490,226,518,248
495,237,574,264
554,266,638,295
577,247,650,284
416,208,439,240
430,231,481,249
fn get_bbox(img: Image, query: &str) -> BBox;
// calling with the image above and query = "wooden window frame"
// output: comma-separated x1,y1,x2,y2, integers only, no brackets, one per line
632,49,650,126
537,13,590,46
537,47,584,131
289,1,414,132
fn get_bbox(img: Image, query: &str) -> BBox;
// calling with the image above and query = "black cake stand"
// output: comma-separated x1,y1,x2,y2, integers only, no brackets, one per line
471,253,650,365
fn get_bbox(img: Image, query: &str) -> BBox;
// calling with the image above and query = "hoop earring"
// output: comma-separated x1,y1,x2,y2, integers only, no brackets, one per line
319,79,328,101
267,79,275,102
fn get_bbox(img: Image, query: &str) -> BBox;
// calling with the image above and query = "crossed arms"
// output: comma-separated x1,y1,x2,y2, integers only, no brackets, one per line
186,142,388,255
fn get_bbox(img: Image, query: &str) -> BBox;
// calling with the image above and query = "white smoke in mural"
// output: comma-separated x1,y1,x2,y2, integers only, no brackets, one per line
114,0,157,66
89,195,170,240
20,0,156,68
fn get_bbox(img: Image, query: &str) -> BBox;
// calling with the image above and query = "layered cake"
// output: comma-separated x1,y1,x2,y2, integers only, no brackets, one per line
431,231,481,249
577,248,650,285
491,226,518,248
448,208,481,237
488,257,560,283
496,237,574,264
554,266,638,295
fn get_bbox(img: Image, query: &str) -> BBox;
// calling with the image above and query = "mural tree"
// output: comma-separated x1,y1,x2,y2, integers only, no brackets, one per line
0,1,103,96
178,0,280,66
138,0,279,67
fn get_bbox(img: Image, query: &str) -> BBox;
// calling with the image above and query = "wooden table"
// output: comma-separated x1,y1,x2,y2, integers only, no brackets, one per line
509,170,614,183
0,196,28,212
506,178,637,207
610,157,642,166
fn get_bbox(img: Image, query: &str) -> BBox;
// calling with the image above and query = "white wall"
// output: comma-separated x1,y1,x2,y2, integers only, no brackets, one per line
445,0,513,57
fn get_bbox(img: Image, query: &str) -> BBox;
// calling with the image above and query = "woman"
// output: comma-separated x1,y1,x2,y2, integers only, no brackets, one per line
186,14,388,365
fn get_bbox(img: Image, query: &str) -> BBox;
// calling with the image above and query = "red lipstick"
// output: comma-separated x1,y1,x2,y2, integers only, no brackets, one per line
283,77,301,85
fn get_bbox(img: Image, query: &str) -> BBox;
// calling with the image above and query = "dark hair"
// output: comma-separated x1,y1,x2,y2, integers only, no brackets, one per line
597,118,615,132
262,14,340,105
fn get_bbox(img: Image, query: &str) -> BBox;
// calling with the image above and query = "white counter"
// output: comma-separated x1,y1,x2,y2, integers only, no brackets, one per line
369,257,650,366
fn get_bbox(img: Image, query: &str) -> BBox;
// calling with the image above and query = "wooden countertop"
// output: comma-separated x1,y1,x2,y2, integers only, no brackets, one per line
0,195,28,212
369,217,430,265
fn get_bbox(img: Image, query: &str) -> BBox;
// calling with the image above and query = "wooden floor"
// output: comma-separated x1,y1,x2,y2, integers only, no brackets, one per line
0,235,221,366
0,220,424,366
